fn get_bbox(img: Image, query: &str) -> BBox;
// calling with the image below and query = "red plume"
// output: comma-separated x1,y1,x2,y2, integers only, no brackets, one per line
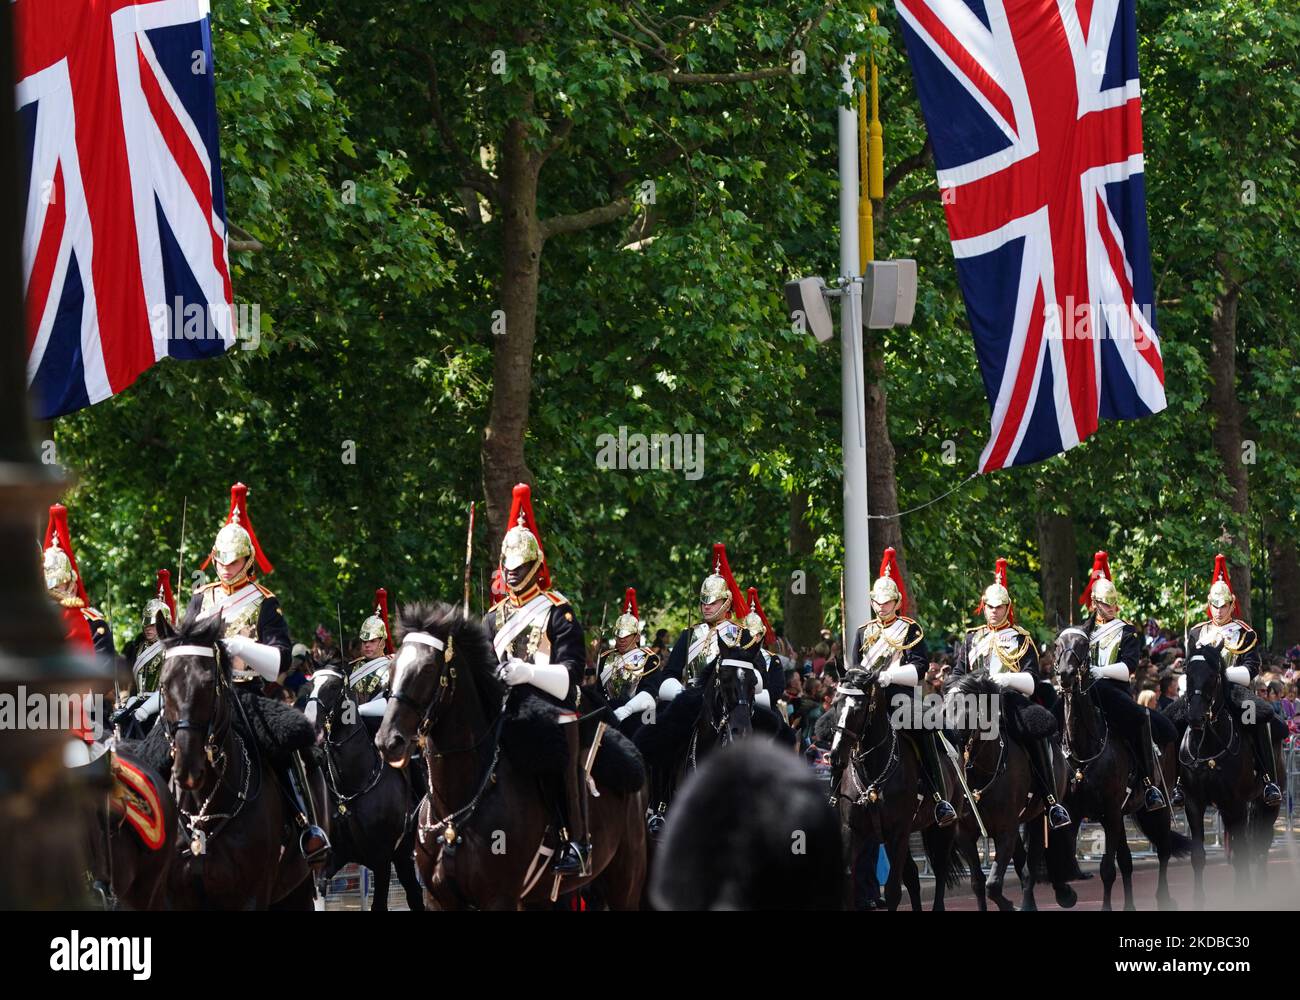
877,547,909,617
622,587,638,618
200,482,273,574
973,556,1014,623
1079,550,1111,606
711,543,746,618
745,586,775,647
1207,553,1240,618
43,504,88,605
375,587,394,654
504,483,551,589
155,569,177,621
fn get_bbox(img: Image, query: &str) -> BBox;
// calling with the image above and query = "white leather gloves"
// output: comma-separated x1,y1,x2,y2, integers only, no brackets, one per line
223,635,282,682
991,671,1035,696
614,690,656,722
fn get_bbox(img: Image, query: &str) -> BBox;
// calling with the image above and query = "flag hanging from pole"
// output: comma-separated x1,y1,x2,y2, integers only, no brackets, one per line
894,0,1165,471
17,0,236,419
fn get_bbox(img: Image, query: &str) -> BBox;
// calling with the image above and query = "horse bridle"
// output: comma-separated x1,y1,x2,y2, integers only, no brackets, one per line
390,632,455,735
162,643,231,767
1180,654,1238,766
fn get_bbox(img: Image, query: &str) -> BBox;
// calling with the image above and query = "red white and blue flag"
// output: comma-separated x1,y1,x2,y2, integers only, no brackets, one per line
895,0,1165,471
18,0,234,419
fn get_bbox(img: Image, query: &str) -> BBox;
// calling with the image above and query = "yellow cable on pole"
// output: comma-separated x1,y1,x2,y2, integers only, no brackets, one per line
869,8,884,202
858,60,873,267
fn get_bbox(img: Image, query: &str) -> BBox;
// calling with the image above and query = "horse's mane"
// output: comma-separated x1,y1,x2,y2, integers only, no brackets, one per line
167,610,224,648
943,670,999,732
396,600,503,702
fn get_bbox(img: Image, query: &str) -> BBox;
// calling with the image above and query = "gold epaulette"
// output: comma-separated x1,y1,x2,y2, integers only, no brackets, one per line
488,596,506,614
544,589,567,606
1232,620,1258,654
253,581,274,597
965,624,985,633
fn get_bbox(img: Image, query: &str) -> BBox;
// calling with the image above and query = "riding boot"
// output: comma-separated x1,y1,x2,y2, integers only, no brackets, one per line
553,722,591,875
1031,738,1071,829
1251,721,1283,807
288,750,331,865
921,732,956,827
1133,734,1166,811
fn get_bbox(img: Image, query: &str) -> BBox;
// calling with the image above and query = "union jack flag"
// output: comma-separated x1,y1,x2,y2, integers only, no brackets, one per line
895,0,1165,471
18,0,234,420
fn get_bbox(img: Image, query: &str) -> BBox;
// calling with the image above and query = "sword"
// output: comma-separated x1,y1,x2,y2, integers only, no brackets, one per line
584,721,607,798
462,501,475,615
177,495,189,594
938,730,987,839
1183,578,1190,655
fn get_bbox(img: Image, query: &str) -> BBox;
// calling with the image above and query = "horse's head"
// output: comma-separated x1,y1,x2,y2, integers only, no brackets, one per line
1052,626,1090,691
828,668,874,768
711,646,757,745
157,612,231,791
302,655,350,743
1183,645,1225,731
377,601,498,767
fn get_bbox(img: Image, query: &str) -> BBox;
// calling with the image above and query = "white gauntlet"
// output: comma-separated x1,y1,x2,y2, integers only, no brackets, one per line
1088,664,1130,683
223,635,282,682
879,663,918,688
614,690,656,722
1225,666,1251,687
991,672,1034,696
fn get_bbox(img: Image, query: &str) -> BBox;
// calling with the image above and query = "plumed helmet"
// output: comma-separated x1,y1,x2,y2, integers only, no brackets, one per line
870,548,907,613
358,588,394,654
44,537,75,591
1080,551,1117,607
981,583,1011,608
499,484,550,587
1206,553,1239,615
1207,580,1234,609
42,504,88,604
614,587,640,638
1091,576,1120,607
202,483,273,574
700,543,744,612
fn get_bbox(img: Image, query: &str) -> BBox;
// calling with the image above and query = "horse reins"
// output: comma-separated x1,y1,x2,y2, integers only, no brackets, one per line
309,668,387,813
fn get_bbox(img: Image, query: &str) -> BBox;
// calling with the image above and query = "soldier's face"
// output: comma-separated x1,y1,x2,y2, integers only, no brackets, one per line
615,633,637,654
144,625,158,643
1094,600,1117,622
701,598,728,623
505,559,538,592
985,604,1009,628
1210,603,1232,626
872,598,898,620
216,556,250,584
361,637,384,659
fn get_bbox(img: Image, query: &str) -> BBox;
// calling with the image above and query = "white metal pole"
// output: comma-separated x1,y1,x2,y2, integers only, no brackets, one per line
839,54,870,638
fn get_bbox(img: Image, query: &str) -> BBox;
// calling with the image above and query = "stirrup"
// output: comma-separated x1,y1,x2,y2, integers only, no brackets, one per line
1171,781,1185,807
300,824,331,864
646,811,667,837
553,840,591,876
1048,802,1071,829
934,798,957,828
1142,783,1167,811
1262,781,1282,807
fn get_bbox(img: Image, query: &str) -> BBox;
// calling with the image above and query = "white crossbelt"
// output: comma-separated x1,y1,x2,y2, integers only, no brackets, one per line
491,593,552,659
195,582,262,623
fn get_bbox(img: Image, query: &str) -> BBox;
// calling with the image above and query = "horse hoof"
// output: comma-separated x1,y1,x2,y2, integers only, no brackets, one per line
1158,895,1177,912
1124,901,1137,912
1055,886,1078,909
1019,900,1038,912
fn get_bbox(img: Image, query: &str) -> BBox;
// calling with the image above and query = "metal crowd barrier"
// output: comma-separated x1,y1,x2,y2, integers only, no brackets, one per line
322,863,411,910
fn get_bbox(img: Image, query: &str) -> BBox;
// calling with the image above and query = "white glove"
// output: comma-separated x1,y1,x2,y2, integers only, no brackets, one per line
879,663,918,688
1178,674,1187,696
358,696,388,718
614,690,656,722
755,690,771,709
1088,663,1130,682
134,691,161,722
496,657,534,687
223,635,282,682
990,672,1035,696
658,677,684,702
1225,666,1251,687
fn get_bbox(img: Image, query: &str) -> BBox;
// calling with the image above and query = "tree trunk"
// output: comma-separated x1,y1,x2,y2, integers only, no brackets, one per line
1269,534,1300,653
481,118,542,556
784,489,823,651
1036,509,1078,630
1208,277,1251,621
864,338,913,612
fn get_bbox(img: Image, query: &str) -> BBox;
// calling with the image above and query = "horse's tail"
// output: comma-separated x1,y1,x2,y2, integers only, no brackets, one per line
921,825,968,890
1135,808,1193,859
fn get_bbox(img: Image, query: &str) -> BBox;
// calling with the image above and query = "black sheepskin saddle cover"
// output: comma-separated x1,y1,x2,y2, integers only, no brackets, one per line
1083,681,1178,745
1165,691,1288,742
1006,698,1058,742
633,687,706,768
134,688,318,775
497,690,645,794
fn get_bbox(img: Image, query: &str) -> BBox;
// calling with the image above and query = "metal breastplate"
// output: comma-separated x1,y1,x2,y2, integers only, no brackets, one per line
497,603,549,661
605,648,649,701
201,586,264,640
134,647,164,693
1198,622,1244,667
972,626,1026,674
689,620,741,680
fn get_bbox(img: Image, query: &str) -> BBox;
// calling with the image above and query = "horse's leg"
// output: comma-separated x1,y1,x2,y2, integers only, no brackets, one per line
1223,804,1251,898
392,833,425,912
882,830,910,912
369,859,392,912
959,830,987,911
903,853,922,912
1021,818,1042,912
1099,814,1118,911
985,828,1017,912
1184,792,1207,908
1113,810,1136,911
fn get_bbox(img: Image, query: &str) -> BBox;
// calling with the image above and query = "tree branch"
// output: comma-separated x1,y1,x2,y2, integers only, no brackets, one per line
227,222,262,253
882,138,932,200
535,117,575,169
395,43,500,202
660,66,794,85
540,196,634,241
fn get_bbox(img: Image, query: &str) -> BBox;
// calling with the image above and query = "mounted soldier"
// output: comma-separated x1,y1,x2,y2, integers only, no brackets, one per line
1173,554,1277,807
741,586,788,706
660,543,757,702
484,483,591,876
183,482,330,862
350,588,395,705
1079,550,1166,811
835,547,955,827
122,570,177,696
953,558,1070,829
42,503,114,657
600,587,661,732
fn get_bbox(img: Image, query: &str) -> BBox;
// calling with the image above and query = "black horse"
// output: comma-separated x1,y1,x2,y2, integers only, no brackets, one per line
1053,626,1189,910
375,602,648,910
86,747,176,910
1171,644,1284,905
154,612,317,909
828,667,961,911
303,661,425,911
942,671,1077,911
